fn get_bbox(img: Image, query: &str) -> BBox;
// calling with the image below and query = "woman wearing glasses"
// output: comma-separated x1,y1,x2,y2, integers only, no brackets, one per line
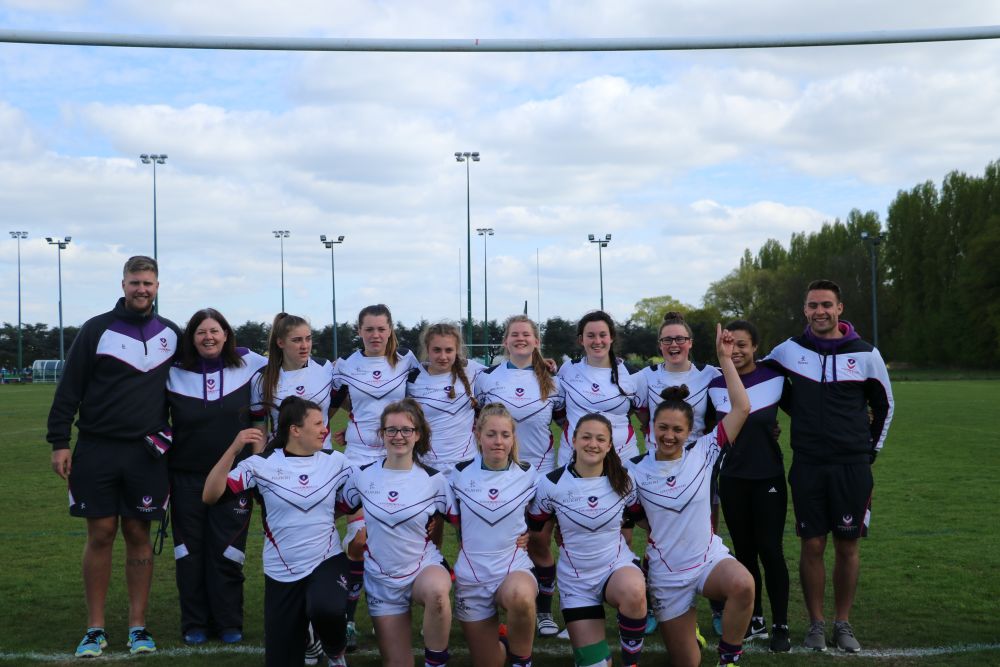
337,399,456,667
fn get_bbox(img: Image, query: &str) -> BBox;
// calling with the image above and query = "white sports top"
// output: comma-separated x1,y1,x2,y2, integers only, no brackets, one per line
450,454,537,583
331,349,420,459
227,448,350,582
633,362,721,444
251,357,336,449
407,360,485,466
557,359,639,465
474,364,564,472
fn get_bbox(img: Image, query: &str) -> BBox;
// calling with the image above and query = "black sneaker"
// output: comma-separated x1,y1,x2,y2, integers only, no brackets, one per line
745,615,768,640
769,624,791,652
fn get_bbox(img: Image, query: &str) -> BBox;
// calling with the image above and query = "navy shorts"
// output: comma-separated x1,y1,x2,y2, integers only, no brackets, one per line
789,461,872,540
68,438,169,521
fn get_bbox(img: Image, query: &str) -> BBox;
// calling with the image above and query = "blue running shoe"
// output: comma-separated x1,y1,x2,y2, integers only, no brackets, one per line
127,626,157,654
75,628,108,658
644,611,658,635
183,628,207,645
712,610,723,636
219,628,243,644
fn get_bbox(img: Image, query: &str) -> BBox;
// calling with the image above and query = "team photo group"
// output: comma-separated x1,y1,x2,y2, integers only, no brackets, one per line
46,255,893,667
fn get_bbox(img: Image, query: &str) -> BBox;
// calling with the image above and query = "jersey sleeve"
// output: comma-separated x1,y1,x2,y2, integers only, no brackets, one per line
864,348,894,455
632,368,649,409
550,376,566,411
226,458,257,495
249,370,267,426
45,320,98,449
435,472,459,523
336,467,363,514
526,477,554,530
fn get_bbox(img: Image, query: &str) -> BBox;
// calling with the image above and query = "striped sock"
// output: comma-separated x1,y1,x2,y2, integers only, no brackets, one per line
509,653,532,667
344,558,365,622
617,612,646,665
424,646,449,666
532,564,556,614
718,639,743,664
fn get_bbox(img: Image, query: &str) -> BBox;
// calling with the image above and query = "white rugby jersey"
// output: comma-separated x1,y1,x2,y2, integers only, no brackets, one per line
528,465,638,579
557,359,639,465
407,360,485,466
332,349,420,459
338,460,456,581
634,362,721,445
227,448,350,583
628,425,731,581
474,364,564,472
251,357,336,449
450,454,537,584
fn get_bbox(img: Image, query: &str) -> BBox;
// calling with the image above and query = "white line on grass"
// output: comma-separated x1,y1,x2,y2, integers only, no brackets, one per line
3,642,999,662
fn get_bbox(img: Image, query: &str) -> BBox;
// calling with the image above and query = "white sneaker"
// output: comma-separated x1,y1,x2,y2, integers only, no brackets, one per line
556,627,570,640
536,613,560,638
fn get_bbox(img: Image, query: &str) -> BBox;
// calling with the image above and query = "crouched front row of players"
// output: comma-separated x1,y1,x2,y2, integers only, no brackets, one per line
202,324,754,667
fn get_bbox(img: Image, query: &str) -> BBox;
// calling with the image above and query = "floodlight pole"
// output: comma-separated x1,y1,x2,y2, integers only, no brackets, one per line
477,228,494,354
9,231,28,372
139,153,167,314
273,230,290,311
588,233,612,310
46,236,72,362
455,151,479,344
320,234,346,359
861,231,886,348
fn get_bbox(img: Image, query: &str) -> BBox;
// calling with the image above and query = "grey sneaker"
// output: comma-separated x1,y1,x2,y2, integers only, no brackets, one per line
536,613,560,638
804,620,827,651
833,620,861,653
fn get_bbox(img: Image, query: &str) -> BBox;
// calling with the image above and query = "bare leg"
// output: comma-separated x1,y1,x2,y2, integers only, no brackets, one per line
659,608,700,667
121,518,154,628
412,564,452,651
701,559,754,647
461,618,504,667
496,571,538,657
832,536,860,621
372,613,413,667
83,516,118,628
800,535,828,622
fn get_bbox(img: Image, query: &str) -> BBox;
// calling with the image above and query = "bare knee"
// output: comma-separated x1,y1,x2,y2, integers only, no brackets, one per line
801,536,827,560
120,519,152,547
86,518,118,549
730,570,755,606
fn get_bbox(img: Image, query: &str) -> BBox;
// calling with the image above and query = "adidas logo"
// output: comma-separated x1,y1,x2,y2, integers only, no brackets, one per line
768,487,777,493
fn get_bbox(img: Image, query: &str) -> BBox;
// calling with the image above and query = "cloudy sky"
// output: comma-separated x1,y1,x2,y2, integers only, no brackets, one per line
2,2,999,338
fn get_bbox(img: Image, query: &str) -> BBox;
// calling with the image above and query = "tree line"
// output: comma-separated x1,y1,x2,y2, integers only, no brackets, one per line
4,159,997,371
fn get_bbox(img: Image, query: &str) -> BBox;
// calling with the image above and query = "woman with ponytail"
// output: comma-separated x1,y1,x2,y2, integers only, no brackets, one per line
203,396,352,667
627,325,755,667
527,414,647,667
474,314,566,638
557,310,640,466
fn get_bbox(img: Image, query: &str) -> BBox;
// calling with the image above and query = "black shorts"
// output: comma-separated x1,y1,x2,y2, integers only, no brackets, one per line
788,461,872,540
68,438,169,520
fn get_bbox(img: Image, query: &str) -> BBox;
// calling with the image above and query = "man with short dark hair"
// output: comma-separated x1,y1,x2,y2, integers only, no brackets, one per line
48,256,181,658
764,279,893,653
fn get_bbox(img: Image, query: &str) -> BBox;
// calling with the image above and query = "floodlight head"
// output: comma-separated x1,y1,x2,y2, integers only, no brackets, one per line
588,234,595,241
140,154,150,163
65,236,72,243
46,237,54,242
605,234,612,241
320,235,327,242
337,236,345,242
159,154,168,162
471,152,480,161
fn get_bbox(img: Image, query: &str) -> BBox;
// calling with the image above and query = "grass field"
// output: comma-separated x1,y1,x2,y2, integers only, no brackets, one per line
1,381,998,666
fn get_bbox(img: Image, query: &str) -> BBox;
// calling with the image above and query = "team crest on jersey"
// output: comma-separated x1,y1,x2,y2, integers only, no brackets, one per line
388,490,399,503
488,488,499,500
238,497,248,508
514,387,525,397
295,385,305,395
847,358,857,370
444,385,453,393
159,337,168,349
666,476,677,488
591,383,600,393
587,495,599,508
298,474,309,485
373,370,382,380
842,514,854,526
206,378,216,390
234,496,251,515
142,495,153,507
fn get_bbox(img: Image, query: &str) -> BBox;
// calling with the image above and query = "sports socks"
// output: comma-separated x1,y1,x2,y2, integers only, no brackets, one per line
718,639,743,664
532,564,556,614
424,646,449,666
509,654,533,667
344,558,365,621
617,612,646,666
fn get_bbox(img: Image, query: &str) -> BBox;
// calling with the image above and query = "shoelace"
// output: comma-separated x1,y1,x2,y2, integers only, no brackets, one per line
82,629,105,645
837,623,856,637
130,628,152,642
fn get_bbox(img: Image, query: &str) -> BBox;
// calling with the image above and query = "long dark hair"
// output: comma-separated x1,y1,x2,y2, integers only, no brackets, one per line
379,398,432,461
180,308,242,370
573,413,632,497
577,310,626,397
503,315,555,400
359,304,401,368
260,312,310,409
653,384,694,430
268,396,322,452
421,322,476,406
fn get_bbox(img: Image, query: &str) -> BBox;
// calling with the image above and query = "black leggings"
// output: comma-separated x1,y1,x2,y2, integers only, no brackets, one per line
264,553,350,666
718,474,789,625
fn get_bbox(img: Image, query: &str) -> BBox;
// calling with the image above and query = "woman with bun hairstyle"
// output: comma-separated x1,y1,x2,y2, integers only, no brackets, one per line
337,399,456,667
557,310,639,466
450,403,538,667
627,325,755,667
474,314,565,638
204,396,352,667
528,413,647,667
166,308,267,646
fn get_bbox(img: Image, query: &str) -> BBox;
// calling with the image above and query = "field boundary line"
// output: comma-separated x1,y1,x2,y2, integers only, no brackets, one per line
3,641,999,662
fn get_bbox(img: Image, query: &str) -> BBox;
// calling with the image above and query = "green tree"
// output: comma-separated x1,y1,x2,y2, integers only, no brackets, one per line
630,295,693,331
